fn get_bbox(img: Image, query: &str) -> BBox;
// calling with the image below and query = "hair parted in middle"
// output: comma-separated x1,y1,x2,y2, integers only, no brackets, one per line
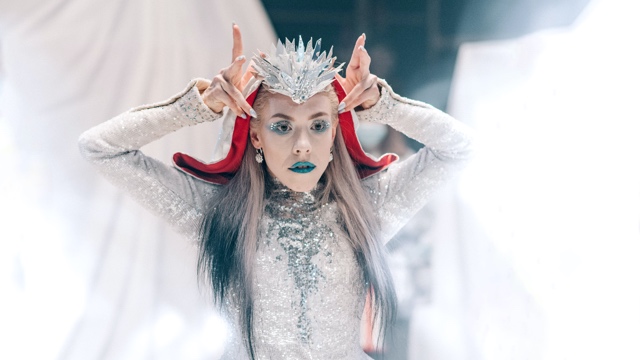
198,83,397,359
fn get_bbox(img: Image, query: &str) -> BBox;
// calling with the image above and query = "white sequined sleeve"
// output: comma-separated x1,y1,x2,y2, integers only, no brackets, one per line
78,79,222,241
358,79,475,243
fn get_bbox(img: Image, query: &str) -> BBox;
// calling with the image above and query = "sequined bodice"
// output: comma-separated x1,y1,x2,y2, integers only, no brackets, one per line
221,180,369,359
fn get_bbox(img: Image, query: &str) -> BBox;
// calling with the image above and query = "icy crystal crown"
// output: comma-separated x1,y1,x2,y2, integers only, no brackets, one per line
251,36,343,104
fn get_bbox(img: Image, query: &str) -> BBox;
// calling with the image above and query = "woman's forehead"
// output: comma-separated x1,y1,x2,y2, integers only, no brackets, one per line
263,92,333,118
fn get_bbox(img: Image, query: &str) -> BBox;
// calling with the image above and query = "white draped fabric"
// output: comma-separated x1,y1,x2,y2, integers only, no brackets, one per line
0,1,275,359
426,0,640,359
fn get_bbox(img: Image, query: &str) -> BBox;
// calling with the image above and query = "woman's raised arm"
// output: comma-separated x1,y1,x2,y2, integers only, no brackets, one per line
78,24,255,241
358,79,474,243
338,34,474,243
78,79,223,240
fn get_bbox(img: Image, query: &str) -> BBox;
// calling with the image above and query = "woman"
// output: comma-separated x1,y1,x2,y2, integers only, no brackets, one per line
78,25,473,359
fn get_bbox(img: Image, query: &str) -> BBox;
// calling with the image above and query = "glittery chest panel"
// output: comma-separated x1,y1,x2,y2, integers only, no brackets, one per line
240,184,368,359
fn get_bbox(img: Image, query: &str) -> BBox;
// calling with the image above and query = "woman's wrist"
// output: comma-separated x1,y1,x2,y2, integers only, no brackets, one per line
175,79,225,122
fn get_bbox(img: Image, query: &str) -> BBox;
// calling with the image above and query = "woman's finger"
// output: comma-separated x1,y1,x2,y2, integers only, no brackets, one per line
221,55,255,115
218,55,246,93
203,75,248,118
347,34,366,72
220,79,254,117
231,23,244,62
339,75,378,113
342,86,378,113
339,82,365,113
217,54,246,84
357,45,371,77
202,83,228,113
356,80,381,110
207,86,246,118
240,62,255,90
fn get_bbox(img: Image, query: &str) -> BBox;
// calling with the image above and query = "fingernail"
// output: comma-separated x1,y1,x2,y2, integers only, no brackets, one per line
232,21,237,26
235,55,246,61
362,33,366,40
359,45,366,52
338,102,346,113
250,108,257,118
240,113,247,119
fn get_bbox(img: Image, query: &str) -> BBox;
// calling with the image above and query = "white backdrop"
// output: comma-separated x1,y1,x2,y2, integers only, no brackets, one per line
0,1,275,359
443,0,640,359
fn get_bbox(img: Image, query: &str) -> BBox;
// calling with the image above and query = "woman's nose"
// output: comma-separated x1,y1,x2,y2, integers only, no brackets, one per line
292,131,311,155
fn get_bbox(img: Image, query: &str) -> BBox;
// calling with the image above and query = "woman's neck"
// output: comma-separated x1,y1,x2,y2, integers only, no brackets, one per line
265,174,326,214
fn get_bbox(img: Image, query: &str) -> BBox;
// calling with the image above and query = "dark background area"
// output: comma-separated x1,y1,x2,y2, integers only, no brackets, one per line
260,0,590,109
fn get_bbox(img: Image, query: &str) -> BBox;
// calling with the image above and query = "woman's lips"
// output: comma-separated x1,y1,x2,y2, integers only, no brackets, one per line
289,161,316,174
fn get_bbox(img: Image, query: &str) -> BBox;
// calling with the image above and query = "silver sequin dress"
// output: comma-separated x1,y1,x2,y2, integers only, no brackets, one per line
78,78,474,360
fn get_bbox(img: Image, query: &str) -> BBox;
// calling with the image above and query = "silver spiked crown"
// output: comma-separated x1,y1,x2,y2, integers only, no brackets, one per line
251,36,343,104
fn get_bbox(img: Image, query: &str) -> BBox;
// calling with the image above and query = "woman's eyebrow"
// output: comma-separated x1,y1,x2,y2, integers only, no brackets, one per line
270,113,293,120
308,112,329,120
269,112,330,120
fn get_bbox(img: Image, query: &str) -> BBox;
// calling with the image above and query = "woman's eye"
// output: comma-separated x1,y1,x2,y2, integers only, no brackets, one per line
269,121,292,134
311,120,331,133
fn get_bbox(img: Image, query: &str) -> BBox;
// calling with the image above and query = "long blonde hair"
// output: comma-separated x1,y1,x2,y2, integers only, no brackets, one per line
198,85,396,358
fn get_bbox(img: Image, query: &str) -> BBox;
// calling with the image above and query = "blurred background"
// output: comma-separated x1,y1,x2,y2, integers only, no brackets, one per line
1,0,639,359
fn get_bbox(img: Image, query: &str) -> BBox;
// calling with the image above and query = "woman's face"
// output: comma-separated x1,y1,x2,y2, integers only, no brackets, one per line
250,91,337,192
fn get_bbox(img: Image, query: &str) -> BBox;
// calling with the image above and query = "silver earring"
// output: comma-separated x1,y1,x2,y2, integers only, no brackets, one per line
255,148,264,163
329,148,333,162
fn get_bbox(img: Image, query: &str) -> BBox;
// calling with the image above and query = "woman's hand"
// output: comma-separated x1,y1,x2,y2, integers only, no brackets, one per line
201,24,256,119
336,34,380,114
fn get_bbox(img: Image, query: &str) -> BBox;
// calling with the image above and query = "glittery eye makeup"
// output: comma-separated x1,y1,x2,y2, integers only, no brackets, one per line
269,119,331,135
310,120,331,133
269,121,293,135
